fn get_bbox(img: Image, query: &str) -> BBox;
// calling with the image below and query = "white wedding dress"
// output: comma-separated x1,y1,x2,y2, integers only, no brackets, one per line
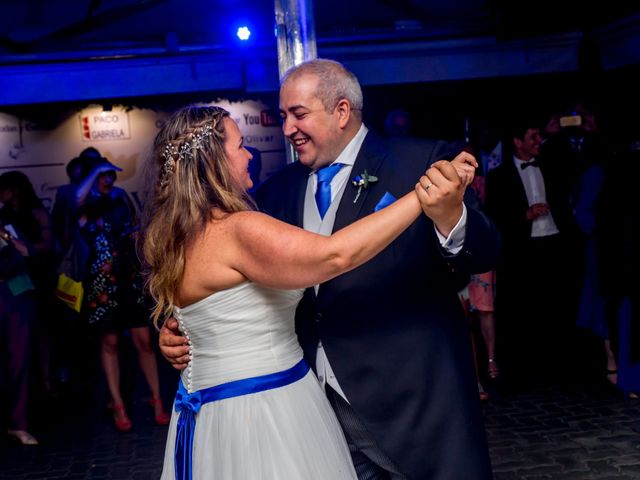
160,281,357,480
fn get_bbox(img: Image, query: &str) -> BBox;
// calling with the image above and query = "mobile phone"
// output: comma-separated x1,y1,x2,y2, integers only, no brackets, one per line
559,114,582,128
3,224,18,238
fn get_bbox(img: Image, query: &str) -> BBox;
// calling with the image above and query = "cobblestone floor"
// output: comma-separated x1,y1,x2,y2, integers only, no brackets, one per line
2,370,639,479
484,382,640,480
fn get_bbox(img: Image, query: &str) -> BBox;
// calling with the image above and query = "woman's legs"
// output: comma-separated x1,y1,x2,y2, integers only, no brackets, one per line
1,287,38,444
100,332,131,430
478,311,499,379
101,332,124,405
32,290,54,395
130,327,161,399
605,339,618,385
130,326,169,423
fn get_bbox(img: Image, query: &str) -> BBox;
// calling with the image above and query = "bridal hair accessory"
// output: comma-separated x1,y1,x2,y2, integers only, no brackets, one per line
159,123,214,187
352,170,378,203
159,156,175,188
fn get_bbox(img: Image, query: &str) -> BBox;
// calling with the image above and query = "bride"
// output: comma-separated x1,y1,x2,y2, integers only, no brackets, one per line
140,105,451,479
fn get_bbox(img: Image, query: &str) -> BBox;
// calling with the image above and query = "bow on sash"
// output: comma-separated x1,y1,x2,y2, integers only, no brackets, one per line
174,385,202,480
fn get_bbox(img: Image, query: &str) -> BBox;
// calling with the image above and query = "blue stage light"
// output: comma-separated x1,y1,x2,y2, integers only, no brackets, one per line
237,26,251,41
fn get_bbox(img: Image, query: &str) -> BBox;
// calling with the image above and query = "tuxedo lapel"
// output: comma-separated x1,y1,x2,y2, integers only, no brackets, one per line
507,159,529,210
332,133,387,233
284,162,310,227
293,168,308,228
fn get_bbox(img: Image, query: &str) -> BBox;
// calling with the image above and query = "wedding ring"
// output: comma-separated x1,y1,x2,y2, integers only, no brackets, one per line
424,183,432,191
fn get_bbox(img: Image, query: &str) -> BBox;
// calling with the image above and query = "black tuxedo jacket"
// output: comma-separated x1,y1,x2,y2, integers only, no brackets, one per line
484,155,578,260
255,131,498,479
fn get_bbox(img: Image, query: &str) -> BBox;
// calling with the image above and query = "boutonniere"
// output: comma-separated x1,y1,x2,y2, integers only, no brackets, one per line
351,170,378,203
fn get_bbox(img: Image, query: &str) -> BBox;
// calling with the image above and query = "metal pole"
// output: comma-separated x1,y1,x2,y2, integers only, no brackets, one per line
274,0,317,163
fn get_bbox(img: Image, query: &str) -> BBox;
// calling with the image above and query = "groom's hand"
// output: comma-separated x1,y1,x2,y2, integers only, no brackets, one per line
159,318,190,370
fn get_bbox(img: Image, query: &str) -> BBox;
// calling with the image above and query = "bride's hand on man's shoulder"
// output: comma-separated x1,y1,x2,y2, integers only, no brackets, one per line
159,318,190,371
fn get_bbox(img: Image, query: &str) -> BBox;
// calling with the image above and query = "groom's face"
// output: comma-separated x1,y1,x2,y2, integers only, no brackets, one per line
279,73,344,171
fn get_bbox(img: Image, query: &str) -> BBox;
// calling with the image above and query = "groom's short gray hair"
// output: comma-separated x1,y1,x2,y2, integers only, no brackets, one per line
281,59,363,118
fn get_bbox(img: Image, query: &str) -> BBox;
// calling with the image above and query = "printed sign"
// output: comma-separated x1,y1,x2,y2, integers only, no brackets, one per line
80,110,131,141
260,109,281,127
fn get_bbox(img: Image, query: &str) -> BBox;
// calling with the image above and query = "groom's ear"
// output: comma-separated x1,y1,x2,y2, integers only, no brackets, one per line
335,99,351,129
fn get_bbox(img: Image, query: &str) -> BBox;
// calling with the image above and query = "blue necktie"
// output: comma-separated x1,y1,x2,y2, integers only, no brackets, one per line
315,163,343,219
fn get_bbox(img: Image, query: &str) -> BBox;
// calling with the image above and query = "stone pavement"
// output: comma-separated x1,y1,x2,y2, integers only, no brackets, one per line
2,373,640,479
484,382,640,480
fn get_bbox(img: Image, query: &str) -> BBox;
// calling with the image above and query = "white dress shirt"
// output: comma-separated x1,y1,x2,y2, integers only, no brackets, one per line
304,124,468,401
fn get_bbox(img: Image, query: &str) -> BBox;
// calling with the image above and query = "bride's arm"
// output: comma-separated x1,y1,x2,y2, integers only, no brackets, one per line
220,161,464,291
225,187,422,290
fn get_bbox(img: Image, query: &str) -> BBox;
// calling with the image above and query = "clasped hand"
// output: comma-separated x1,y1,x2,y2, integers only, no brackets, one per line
526,203,550,220
415,151,477,237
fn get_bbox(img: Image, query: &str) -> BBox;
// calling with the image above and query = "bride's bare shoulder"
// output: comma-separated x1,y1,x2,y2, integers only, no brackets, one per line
207,209,276,233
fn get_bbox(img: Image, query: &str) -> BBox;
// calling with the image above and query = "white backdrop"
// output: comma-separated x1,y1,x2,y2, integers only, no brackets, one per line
0,99,286,212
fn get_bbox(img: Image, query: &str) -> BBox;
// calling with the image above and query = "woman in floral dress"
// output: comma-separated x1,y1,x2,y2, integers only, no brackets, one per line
76,157,170,431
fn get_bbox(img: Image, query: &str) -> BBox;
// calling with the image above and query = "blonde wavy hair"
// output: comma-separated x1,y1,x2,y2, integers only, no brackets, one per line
140,105,253,327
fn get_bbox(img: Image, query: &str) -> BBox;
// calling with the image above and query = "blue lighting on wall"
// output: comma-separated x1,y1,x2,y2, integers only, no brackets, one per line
237,26,251,41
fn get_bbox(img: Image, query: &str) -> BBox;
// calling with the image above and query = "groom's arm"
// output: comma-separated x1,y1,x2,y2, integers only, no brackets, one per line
159,318,190,370
442,204,501,273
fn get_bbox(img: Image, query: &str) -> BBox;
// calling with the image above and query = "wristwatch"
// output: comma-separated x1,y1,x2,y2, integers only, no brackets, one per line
2,232,10,241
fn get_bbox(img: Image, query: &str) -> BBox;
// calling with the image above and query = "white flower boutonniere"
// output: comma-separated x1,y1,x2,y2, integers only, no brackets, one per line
351,170,378,203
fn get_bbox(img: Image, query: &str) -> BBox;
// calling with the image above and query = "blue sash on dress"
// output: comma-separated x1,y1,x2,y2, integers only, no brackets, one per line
173,358,310,480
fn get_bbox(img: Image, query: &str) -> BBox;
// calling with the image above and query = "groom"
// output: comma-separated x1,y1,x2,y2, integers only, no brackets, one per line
161,59,498,479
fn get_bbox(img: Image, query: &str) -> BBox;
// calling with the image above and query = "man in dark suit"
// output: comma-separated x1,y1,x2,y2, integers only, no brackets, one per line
485,118,581,384
161,59,499,479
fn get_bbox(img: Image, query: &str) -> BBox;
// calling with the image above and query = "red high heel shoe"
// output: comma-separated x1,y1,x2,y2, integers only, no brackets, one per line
149,398,170,425
112,404,132,432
